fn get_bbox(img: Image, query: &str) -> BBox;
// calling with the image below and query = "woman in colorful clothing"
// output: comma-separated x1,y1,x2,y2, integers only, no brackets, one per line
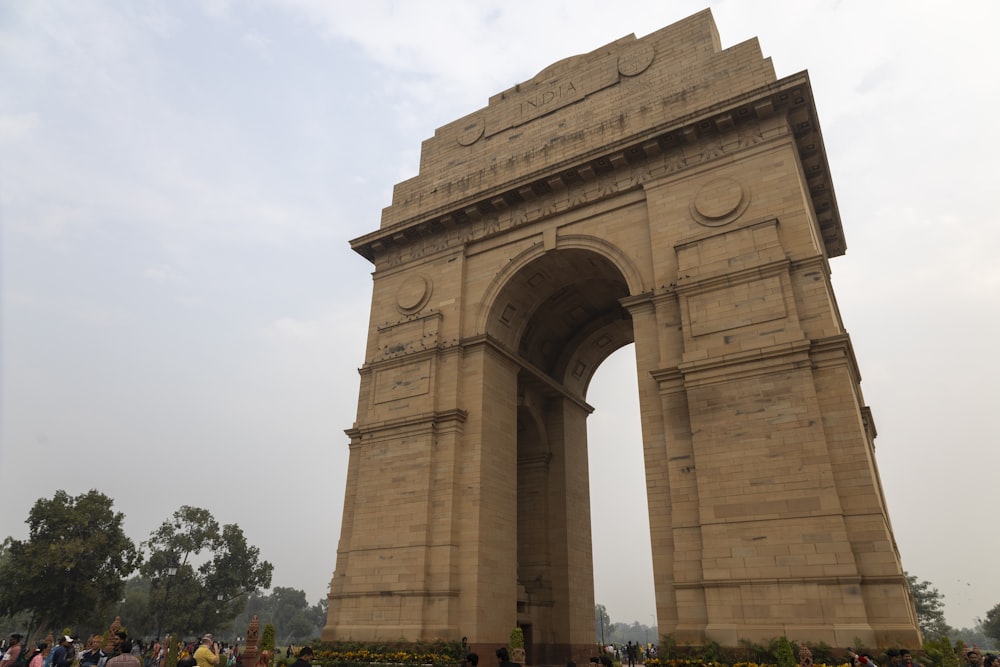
29,644,49,667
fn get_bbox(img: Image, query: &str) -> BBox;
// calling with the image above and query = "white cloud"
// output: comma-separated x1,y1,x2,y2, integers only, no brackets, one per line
264,316,322,341
242,31,275,62
0,112,41,144
143,264,186,286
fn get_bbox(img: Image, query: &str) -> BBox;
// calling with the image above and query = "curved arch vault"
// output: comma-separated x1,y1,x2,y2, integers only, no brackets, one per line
325,10,920,662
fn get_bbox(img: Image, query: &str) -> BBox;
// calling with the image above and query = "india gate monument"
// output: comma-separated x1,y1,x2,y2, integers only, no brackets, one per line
323,10,921,662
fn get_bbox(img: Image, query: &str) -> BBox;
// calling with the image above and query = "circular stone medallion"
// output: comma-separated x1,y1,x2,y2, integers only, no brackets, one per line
691,177,749,226
457,116,485,146
396,274,432,314
618,43,655,77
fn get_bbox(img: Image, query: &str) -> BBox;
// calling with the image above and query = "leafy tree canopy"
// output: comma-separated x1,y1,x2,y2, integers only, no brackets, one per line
0,489,140,635
228,587,327,644
595,603,611,643
983,602,1000,645
141,505,273,638
906,572,954,640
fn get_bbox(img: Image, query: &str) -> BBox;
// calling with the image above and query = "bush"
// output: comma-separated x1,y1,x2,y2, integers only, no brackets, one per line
306,639,465,666
774,637,795,667
262,625,276,653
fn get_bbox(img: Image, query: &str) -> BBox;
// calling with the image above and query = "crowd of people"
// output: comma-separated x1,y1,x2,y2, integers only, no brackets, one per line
6,632,998,667
845,646,999,667
0,632,313,667
607,641,654,665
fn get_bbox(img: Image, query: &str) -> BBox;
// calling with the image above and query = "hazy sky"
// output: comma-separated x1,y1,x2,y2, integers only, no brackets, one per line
2,0,998,635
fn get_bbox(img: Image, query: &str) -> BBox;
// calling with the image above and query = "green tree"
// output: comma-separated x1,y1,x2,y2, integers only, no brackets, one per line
117,576,157,638
0,490,141,637
775,637,795,667
141,506,273,637
983,603,1000,645
921,636,961,667
595,604,611,644
906,572,953,639
951,623,996,652
228,589,327,644
261,623,276,666
310,596,328,635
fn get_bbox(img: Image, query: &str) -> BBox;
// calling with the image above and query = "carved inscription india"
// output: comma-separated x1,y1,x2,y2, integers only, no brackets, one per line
520,80,579,120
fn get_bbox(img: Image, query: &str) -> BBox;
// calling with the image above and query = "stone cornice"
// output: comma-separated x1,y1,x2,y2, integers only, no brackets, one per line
344,408,468,443
352,72,844,264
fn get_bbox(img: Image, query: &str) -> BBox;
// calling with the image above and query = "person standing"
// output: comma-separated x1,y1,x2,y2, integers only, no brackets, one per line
193,636,219,667
289,648,312,667
28,644,48,667
496,648,519,667
49,637,75,667
901,650,921,667
0,634,23,667
80,639,107,667
106,642,141,667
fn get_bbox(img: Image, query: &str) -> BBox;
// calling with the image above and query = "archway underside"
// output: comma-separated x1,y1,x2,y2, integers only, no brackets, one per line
490,248,635,396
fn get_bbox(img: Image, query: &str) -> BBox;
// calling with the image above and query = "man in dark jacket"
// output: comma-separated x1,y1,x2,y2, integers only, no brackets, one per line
290,647,312,667
50,637,75,667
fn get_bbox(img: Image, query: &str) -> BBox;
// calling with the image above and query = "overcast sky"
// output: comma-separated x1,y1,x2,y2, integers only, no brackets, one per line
2,0,998,635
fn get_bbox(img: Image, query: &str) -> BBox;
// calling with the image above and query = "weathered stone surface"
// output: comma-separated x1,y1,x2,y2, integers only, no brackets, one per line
325,9,920,659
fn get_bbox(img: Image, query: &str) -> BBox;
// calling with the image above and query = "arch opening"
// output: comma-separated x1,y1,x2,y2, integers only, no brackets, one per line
492,248,647,663
586,345,656,642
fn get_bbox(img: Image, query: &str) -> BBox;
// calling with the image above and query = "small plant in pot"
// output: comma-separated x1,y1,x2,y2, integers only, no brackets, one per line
509,627,525,665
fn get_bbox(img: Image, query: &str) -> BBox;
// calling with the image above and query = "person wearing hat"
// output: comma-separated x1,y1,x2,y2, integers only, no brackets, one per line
193,636,218,667
49,636,74,667
28,643,48,667
0,634,22,667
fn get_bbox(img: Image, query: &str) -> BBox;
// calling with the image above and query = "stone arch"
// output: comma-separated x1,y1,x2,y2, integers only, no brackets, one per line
483,247,634,397
326,10,921,659
476,232,646,343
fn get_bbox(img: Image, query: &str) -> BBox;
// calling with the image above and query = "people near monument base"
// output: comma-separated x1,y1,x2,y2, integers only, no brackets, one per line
193,635,219,667
49,636,75,667
0,634,23,667
848,649,879,667
106,642,141,667
79,640,107,667
149,641,161,667
289,647,313,667
177,643,196,667
901,649,921,667
626,641,637,667
28,644,48,667
495,647,520,667
464,653,479,667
